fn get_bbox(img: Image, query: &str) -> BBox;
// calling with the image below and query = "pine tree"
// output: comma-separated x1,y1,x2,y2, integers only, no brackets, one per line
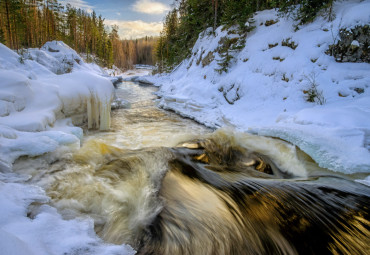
155,0,336,72
0,0,157,69
0,27,5,44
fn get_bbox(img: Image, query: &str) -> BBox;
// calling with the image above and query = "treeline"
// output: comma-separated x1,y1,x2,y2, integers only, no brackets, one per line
0,0,156,70
0,0,116,67
156,0,334,72
111,25,157,70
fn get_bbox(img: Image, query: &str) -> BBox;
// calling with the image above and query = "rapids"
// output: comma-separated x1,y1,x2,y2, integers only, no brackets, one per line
14,81,370,254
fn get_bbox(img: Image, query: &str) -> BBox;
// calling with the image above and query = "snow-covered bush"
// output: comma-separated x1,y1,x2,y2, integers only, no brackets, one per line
279,0,335,24
303,73,326,105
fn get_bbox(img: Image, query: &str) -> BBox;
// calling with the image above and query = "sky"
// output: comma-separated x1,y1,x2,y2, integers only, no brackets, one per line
59,0,174,39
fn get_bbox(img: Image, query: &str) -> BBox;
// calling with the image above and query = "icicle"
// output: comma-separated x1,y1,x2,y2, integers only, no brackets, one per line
87,90,112,131
87,95,93,129
93,94,100,129
99,98,111,131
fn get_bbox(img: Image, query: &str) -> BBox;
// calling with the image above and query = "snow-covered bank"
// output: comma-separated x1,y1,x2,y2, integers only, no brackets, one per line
0,41,135,254
0,41,114,169
121,65,153,82
147,0,370,176
0,180,135,255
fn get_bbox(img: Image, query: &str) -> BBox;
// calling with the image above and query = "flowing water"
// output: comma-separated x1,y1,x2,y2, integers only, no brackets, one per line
14,81,370,254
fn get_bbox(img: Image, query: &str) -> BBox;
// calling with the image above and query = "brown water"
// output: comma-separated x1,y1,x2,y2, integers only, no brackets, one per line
14,81,370,254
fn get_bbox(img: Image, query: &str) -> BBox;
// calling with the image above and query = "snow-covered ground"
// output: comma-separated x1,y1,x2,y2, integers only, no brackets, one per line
143,0,370,180
0,41,135,254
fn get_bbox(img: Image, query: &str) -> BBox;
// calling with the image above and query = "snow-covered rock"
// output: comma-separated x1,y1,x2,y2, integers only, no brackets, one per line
148,0,370,175
26,41,107,75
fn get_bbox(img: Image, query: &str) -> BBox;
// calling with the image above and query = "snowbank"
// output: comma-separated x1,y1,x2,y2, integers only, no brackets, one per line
0,41,114,167
0,41,135,255
148,0,370,175
29,41,107,75
121,66,153,82
0,181,135,255
0,41,133,254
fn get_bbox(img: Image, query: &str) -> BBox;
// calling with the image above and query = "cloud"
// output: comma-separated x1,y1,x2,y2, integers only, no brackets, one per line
132,0,170,15
105,20,163,39
59,0,94,13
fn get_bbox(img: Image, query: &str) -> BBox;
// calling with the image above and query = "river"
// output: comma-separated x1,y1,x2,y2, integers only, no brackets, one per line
14,80,370,254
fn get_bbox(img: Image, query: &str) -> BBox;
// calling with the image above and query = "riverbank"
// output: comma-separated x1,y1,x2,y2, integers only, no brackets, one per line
0,41,137,255
144,0,370,181
0,41,116,172
8,79,369,255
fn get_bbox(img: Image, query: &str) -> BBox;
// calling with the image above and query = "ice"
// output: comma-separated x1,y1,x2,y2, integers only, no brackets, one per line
121,66,153,82
0,41,115,167
0,1,369,253
253,126,370,173
0,40,135,254
42,71,114,130
356,176,370,187
87,91,112,130
0,182,135,255
148,0,370,175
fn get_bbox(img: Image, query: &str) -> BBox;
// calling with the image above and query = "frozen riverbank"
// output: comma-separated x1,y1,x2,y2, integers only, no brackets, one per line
0,41,135,254
145,0,370,180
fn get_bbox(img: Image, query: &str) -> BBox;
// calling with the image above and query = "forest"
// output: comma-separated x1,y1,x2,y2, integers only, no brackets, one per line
156,0,335,72
0,0,336,71
0,0,157,70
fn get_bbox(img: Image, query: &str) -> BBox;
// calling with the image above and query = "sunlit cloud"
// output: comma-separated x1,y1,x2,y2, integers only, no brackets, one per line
132,0,170,15
105,20,163,39
59,0,94,13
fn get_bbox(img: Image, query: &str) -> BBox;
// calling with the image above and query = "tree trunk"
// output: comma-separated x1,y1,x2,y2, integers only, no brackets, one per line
5,0,13,48
214,0,218,33
13,15,19,50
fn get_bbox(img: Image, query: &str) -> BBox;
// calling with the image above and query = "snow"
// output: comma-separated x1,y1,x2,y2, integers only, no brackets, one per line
121,66,153,82
30,41,107,75
0,182,135,255
0,1,369,253
351,40,360,47
146,0,370,175
0,41,135,254
0,40,115,167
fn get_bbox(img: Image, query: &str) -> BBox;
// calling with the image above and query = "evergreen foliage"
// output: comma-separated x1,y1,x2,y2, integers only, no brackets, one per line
303,73,326,105
0,28,5,44
279,0,334,24
215,36,245,73
0,0,157,70
0,0,114,67
156,0,336,73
